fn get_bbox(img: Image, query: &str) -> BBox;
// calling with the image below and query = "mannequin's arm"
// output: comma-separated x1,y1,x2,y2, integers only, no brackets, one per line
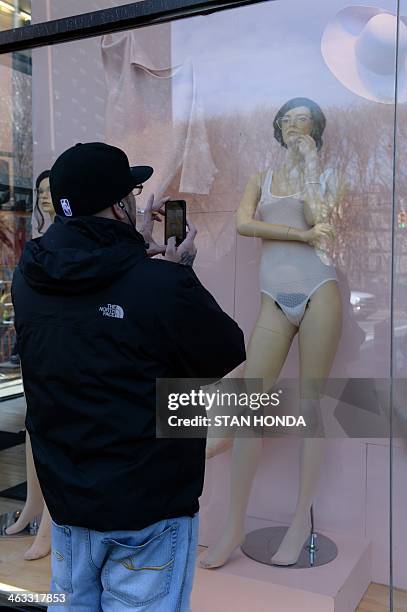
236,174,305,242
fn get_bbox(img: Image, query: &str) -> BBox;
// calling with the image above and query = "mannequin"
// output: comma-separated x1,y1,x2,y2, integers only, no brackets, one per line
200,98,345,568
32,171,55,237
5,171,54,560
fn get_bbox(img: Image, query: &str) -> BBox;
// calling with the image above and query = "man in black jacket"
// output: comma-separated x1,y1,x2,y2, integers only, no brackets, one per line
12,143,245,611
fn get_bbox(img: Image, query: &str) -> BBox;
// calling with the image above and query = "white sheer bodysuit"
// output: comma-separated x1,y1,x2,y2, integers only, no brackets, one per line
257,168,338,327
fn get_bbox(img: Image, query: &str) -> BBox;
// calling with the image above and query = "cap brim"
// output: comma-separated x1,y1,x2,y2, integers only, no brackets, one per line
130,166,154,185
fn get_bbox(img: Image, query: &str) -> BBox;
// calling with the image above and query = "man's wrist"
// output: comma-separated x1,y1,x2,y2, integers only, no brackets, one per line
180,251,197,267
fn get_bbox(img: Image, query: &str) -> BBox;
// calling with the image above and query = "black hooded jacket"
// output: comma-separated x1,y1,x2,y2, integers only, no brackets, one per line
12,216,245,531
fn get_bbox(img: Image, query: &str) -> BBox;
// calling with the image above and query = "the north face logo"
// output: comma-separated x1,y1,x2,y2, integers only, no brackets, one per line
99,304,124,319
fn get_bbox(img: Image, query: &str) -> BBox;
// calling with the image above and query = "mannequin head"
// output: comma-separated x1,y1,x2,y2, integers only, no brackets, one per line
33,170,52,235
273,98,326,151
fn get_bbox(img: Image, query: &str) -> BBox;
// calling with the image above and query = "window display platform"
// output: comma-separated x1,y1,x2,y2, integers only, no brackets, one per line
193,530,371,612
0,536,49,610
0,536,400,611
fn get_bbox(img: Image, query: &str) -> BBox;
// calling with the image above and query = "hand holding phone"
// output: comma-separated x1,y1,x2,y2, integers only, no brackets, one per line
164,217,197,267
140,194,168,257
165,200,187,247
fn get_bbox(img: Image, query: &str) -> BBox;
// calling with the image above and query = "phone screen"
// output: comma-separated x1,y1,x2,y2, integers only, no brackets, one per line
165,200,187,246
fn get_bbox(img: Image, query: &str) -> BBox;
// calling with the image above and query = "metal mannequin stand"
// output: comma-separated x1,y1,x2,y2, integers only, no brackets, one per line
0,509,40,538
241,506,338,569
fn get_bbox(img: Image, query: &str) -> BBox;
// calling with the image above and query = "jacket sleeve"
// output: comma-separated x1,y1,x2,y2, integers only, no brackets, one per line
161,265,246,381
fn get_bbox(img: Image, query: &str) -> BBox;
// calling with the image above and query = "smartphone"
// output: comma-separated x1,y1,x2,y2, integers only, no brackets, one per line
165,200,187,247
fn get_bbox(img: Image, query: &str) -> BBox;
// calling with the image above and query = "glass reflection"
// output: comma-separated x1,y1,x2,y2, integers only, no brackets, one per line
392,1,407,607
0,1,30,30
6,0,401,604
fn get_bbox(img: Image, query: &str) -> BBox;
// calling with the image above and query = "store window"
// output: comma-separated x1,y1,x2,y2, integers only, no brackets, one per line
0,46,31,390
0,1,30,30
0,0,405,607
27,0,398,604
31,0,138,24
393,0,407,601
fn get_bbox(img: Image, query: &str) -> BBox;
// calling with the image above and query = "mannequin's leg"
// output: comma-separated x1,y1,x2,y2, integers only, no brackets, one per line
205,436,233,459
270,436,325,565
200,295,297,569
5,430,51,559
24,503,51,560
271,281,342,565
6,431,44,535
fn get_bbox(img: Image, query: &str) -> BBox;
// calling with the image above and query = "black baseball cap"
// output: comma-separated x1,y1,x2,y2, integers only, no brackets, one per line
50,142,153,217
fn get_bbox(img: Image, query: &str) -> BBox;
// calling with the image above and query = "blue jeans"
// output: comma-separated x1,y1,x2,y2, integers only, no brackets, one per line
48,514,199,611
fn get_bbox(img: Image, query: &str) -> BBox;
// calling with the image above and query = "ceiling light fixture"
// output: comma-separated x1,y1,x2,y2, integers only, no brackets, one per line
19,9,31,21
0,0,15,13
0,2,31,21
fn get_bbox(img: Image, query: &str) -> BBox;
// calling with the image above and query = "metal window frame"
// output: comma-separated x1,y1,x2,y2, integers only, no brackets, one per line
0,0,270,54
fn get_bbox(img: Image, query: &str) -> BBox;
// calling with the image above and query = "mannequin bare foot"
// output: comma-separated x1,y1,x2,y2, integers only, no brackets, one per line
5,504,43,535
199,524,245,569
271,512,312,566
24,509,51,560
205,436,233,459
24,534,51,560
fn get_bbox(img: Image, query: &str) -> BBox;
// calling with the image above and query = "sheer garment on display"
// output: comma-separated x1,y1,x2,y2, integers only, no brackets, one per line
258,168,337,326
102,30,217,199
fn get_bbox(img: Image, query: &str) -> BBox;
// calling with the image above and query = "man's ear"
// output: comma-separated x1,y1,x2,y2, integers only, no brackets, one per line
112,202,126,220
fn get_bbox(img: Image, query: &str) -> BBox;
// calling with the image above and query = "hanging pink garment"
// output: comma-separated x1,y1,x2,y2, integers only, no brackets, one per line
101,29,217,199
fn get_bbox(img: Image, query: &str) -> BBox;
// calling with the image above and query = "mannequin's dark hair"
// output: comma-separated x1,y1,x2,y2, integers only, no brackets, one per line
33,170,51,235
273,97,326,151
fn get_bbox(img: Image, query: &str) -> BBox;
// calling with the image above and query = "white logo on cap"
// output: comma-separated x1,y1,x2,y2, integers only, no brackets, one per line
61,199,73,217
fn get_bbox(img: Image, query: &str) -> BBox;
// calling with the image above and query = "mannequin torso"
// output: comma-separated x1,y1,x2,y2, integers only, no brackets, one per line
257,168,337,326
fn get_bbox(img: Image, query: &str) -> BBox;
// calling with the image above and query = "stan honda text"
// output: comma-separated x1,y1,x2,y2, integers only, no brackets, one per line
167,415,307,428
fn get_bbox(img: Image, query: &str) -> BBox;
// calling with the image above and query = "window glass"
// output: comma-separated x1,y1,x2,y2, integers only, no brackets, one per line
0,48,31,391
393,0,407,604
31,0,138,24
0,2,402,606
0,1,30,31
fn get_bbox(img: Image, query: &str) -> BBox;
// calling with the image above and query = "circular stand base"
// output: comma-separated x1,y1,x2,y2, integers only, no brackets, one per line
241,526,338,569
0,510,40,538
